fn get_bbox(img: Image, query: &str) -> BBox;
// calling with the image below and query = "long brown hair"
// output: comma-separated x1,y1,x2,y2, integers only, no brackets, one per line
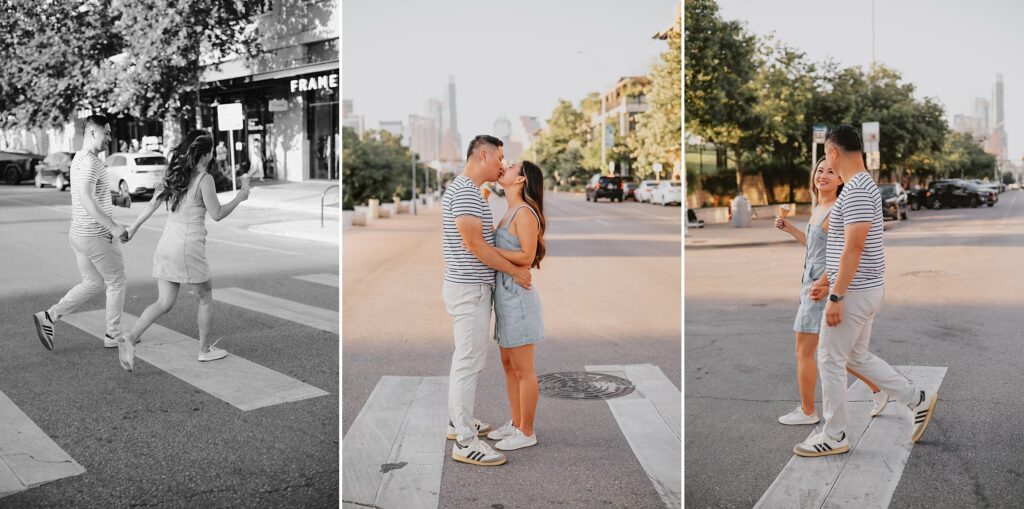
160,131,213,212
810,156,843,206
518,160,546,269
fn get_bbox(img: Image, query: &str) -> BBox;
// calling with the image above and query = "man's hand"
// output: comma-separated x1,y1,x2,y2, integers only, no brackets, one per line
112,224,128,243
511,265,532,290
808,278,830,301
824,300,843,327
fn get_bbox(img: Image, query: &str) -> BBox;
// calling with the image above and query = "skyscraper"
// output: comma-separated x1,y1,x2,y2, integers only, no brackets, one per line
989,74,1008,166
440,75,463,161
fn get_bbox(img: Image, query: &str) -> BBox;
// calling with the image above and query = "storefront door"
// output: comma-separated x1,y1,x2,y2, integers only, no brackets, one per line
308,98,338,180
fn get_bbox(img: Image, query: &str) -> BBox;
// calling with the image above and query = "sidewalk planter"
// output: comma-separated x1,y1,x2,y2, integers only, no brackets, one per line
379,203,396,218
351,211,368,226
693,207,730,225
354,205,373,223
368,199,380,219
397,201,410,213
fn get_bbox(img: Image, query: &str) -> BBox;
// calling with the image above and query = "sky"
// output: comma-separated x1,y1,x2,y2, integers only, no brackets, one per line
716,0,1024,164
342,0,678,149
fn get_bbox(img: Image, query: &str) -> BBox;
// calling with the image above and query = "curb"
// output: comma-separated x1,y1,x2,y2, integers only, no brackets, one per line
685,239,796,250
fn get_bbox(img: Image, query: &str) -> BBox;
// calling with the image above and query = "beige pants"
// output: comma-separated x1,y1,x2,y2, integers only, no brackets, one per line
51,233,126,338
444,281,493,443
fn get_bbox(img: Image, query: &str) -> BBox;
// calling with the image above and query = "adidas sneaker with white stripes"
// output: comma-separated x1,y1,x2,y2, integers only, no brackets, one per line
452,437,506,466
793,431,849,457
33,310,56,351
909,389,938,443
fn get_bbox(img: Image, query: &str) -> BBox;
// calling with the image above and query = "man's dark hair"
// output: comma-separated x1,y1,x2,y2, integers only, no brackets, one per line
85,114,109,129
824,124,862,152
466,134,503,160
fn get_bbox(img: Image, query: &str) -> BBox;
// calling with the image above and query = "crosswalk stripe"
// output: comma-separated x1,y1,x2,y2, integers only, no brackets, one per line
586,364,681,509
0,390,85,498
343,376,448,509
293,273,339,288
61,310,330,411
755,366,948,509
215,287,338,334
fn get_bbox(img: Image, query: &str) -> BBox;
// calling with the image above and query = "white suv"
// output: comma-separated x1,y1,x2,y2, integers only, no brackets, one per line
635,180,660,202
650,181,682,206
105,152,168,196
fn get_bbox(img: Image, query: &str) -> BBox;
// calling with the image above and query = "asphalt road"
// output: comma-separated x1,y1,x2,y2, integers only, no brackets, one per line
0,184,339,508
342,192,682,508
685,190,1024,508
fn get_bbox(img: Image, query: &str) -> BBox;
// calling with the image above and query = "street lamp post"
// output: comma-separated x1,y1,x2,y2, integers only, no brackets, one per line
411,152,418,215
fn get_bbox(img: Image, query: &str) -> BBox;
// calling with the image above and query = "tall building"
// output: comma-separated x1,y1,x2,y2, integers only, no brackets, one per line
988,74,1008,167
409,114,440,162
973,97,990,138
425,98,444,154
342,99,365,139
590,76,651,176
441,75,462,161
493,116,512,145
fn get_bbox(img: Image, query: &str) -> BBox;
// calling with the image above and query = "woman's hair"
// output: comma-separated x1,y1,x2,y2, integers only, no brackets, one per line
517,160,547,269
810,156,843,205
160,130,214,212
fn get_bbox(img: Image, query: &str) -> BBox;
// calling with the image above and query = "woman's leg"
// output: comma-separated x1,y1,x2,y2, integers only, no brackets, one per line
846,367,881,393
499,347,520,427
192,280,214,353
128,279,180,342
506,344,537,437
795,332,819,415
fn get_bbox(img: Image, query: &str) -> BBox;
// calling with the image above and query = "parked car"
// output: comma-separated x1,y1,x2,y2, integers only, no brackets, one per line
34,151,76,191
650,181,682,206
0,150,45,185
967,179,1004,193
879,183,909,220
1009,182,1021,191
964,183,997,207
105,152,168,197
635,180,660,202
623,181,639,201
925,181,995,209
585,174,624,202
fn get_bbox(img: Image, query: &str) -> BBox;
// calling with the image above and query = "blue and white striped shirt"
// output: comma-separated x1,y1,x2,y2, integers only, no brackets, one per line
442,175,495,285
826,171,885,290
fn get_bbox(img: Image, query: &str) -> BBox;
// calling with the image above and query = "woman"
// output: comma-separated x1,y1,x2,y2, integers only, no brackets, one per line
774,157,888,424
118,130,251,371
485,160,546,451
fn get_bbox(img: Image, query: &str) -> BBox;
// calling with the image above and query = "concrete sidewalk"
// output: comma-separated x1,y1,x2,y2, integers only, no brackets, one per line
686,216,904,249
218,180,339,244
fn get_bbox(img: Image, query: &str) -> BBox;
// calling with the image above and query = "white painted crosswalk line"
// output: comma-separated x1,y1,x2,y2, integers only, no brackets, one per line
62,310,330,411
293,273,339,288
343,376,448,509
0,390,85,499
215,287,338,334
755,366,947,509
586,364,681,509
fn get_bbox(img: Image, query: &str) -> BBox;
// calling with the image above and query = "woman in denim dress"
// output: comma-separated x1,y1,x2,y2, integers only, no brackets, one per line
486,160,546,452
774,157,886,425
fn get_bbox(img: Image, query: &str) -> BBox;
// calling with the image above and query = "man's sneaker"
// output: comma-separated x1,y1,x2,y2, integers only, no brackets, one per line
909,389,938,442
32,310,56,351
495,428,537,451
778,406,820,425
198,347,228,362
870,391,890,417
793,431,849,457
446,419,492,440
486,420,517,441
103,334,119,348
117,336,135,372
452,437,506,466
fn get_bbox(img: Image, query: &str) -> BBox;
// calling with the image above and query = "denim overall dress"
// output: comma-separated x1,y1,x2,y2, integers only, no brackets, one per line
793,214,829,333
493,205,544,348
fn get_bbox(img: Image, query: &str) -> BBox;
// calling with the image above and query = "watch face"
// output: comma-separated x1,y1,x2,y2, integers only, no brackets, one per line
829,294,839,302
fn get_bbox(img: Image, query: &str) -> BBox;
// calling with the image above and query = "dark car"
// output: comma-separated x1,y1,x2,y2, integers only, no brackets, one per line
34,151,76,191
586,174,624,202
879,183,909,220
925,181,996,209
0,150,45,185
623,181,639,201
964,183,997,207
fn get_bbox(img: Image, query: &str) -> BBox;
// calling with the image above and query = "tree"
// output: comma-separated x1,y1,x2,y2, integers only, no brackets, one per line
531,99,590,187
629,26,681,180
342,128,426,210
941,131,996,180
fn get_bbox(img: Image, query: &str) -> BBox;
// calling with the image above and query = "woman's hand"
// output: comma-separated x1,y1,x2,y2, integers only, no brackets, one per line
774,217,790,231
126,225,138,240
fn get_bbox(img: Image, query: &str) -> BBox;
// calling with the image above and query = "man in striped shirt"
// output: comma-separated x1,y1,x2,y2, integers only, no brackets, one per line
32,115,136,370
443,135,531,467
794,125,937,458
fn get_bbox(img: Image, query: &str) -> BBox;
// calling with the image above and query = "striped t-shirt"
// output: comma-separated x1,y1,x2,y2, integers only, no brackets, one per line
442,175,495,285
826,171,885,290
69,151,113,237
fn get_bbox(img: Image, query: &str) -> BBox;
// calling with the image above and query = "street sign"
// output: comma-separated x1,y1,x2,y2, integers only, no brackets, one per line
605,124,615,148
268,99,289,112
217,103,243,132
608,161,615,175
653,163,663,177
813,124,828,144
863,121,880,170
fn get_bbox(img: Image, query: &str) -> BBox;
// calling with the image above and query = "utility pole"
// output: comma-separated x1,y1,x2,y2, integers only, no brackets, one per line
411,152,418,215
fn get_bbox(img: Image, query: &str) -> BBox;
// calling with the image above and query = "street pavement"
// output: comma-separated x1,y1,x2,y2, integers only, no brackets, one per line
0,184,339,508
685,190,1024,508
342,192,682,508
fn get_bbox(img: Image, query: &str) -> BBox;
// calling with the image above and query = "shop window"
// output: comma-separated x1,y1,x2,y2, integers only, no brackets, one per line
306,39,338,64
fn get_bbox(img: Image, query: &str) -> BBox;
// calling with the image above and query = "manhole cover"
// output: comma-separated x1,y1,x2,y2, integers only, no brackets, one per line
538,372,635,400
902,270,959,278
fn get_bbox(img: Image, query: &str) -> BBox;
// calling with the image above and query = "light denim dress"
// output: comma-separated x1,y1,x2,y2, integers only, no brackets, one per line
793,212,830,333
493,205,544,348
152,173,211,284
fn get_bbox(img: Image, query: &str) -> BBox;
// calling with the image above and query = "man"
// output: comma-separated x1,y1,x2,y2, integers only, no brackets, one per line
443,134,531,467
32,115,136,372
216,140,228,176
795,125,937,457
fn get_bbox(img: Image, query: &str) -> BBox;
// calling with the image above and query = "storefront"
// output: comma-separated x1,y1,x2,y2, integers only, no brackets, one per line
198,65,339,182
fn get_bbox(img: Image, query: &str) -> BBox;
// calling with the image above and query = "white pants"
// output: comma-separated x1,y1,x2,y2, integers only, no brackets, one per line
51,234,126,338
818,287,918,439
444,281,493,443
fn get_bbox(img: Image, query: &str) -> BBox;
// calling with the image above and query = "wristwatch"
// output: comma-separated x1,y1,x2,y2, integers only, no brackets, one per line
829,294,844,303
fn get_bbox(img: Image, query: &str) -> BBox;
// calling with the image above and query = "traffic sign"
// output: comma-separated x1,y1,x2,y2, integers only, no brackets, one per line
813,124,828,144
217,103,243,132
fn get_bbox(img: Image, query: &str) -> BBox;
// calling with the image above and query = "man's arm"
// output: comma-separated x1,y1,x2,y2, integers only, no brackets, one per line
833,222,869,295
75,174,126,239
456,215,531,289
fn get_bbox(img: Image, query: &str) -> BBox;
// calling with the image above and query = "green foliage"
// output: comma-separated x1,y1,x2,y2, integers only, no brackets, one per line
941,131,996,179
1001,171,1015,185
530,99,591,187
341,128,432,210
629,29,681,179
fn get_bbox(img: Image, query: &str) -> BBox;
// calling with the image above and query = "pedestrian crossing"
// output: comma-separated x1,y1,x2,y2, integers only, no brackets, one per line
0,390,85,499
293,273,340,288
215,287,339,334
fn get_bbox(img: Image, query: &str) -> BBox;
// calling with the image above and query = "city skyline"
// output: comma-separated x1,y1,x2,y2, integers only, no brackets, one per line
717,0,1024,163
342,0,678,157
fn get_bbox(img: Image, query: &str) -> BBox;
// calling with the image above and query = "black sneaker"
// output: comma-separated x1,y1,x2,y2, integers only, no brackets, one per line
33,310,56,351
909,390,938,443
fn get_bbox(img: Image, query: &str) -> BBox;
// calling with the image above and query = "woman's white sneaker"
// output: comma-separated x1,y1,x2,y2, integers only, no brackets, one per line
793,431,849,457
495,428,537,451
778,406,819,425
446,419,492,440
870,391,890,417
486,420,516,441
452,437,506,466
198,346,228,362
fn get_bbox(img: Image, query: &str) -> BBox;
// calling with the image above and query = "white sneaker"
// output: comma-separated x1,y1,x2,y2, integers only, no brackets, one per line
198,346,228,362
117,336,135,372
793,431,849,457
32,310,56,351
452,437,506,466
909,389,938,443
486,420,516,441
103,334,119,348
870,391,889,417
778,406,819,425
495,428,537,451
446,419,492,440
